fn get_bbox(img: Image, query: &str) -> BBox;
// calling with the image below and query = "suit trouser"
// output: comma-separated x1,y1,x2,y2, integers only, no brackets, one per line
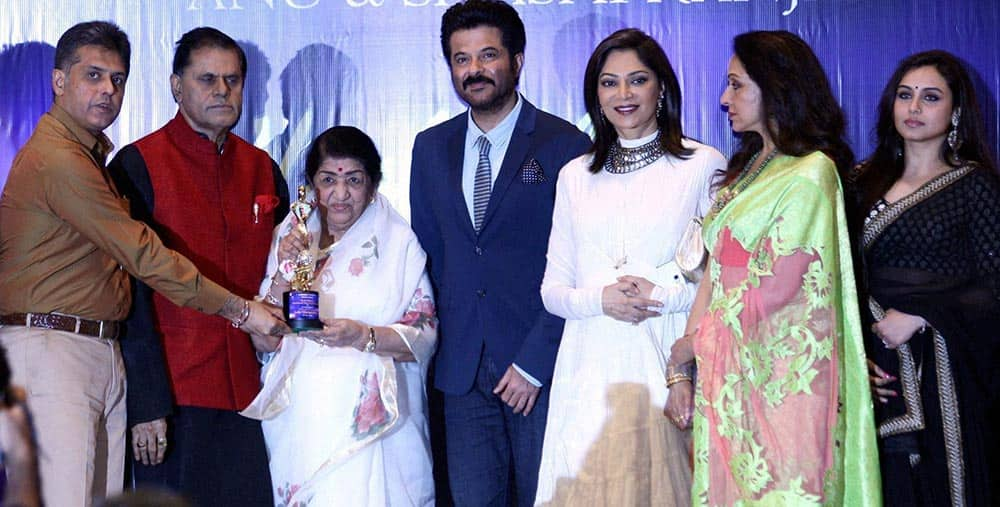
443,353,550,507
0,326,127,507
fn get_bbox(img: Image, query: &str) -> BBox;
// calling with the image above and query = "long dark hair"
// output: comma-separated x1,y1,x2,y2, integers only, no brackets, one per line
584,28,692,173
720,30,854,186
851,50,998,217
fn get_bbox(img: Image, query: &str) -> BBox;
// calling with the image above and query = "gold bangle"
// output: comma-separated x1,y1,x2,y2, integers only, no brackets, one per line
666,373,692,387
666,361,693,378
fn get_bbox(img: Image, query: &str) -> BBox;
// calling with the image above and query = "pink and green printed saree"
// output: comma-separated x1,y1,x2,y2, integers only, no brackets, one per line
691,151,881,506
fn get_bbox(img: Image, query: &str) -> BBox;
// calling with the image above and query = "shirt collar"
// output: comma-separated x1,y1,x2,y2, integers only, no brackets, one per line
48,103,114,161
466,93,523,144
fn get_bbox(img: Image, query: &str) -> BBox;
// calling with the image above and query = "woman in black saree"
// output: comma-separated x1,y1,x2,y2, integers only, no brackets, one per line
849,50,1000,506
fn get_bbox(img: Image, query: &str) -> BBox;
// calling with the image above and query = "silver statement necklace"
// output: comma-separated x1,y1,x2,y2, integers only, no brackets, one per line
603,134,664,174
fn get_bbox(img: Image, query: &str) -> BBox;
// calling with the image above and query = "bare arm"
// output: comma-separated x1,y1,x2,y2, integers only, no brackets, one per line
663,264,713,429
668,268,713,367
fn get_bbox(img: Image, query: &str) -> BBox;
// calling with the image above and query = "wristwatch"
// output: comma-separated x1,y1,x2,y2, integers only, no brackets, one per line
364,326,376,353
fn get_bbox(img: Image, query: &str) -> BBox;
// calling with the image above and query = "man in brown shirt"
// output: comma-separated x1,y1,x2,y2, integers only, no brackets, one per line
0,21,287,507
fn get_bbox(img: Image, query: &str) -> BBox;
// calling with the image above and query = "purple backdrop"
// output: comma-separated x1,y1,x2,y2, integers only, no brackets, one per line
2,0,998,216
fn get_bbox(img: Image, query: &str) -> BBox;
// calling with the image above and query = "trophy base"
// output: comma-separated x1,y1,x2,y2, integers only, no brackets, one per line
287,318,323,332
283,290,323,332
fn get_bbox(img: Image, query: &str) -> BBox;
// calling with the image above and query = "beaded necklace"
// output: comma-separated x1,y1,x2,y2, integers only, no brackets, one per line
709,149,779,217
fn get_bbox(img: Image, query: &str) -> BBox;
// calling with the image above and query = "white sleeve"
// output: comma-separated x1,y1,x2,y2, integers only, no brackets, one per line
650,268,698,314
697,145,727,217
512,363,543,387
651,147,724,314
540,164,604,320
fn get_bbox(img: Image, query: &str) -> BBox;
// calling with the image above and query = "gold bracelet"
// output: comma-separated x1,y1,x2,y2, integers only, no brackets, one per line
666,373,692,387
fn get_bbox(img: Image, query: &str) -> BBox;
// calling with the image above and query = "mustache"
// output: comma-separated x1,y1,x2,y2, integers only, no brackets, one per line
463,75,495,89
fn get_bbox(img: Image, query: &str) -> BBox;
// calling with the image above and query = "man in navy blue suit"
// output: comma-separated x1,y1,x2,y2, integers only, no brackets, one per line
409,1,590,505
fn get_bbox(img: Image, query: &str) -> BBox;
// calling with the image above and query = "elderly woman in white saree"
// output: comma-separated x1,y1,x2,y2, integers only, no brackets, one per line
242,126,437,506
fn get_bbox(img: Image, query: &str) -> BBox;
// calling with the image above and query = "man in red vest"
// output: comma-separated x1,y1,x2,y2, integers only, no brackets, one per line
108,27,288,506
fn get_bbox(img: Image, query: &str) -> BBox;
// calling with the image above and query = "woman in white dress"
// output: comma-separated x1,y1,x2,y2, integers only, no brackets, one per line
241,126,437,506
534,29,724,506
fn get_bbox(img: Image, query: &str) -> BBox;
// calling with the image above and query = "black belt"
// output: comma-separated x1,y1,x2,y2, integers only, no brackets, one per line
0,312,120,340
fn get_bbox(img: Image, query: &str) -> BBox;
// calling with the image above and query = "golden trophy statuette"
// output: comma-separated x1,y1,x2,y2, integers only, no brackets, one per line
282,185,322,331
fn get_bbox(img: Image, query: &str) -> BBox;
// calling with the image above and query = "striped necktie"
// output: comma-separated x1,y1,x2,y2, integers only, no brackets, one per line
473,135,492,232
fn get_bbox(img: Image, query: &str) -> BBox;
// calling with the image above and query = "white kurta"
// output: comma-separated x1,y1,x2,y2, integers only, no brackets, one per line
242,194,437,506
534,135,725,506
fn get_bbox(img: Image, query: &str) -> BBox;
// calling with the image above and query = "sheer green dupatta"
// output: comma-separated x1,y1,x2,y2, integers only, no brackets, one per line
691,152,881,506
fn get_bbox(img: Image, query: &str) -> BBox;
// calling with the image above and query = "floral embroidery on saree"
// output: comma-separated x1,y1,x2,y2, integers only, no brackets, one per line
692,153,881,507
352,370,390,439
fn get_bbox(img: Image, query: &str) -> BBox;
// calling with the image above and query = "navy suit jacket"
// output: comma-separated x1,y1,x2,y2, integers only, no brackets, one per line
409,99,591,395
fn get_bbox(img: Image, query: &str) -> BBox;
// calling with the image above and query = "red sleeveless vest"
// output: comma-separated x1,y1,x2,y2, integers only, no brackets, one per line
134,113,278,410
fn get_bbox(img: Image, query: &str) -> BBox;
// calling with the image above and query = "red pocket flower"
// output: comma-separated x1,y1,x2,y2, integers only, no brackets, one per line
255,194,280,214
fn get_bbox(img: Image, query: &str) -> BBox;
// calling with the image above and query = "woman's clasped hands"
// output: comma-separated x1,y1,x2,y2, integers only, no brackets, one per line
602,275,662,324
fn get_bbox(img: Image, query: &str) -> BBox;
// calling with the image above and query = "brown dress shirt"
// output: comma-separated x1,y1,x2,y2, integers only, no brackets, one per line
0,105,231,321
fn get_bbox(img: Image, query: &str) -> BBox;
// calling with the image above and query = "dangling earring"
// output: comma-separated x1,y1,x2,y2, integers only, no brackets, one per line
598,108,607,126
655,91,664,118
947,107,962,154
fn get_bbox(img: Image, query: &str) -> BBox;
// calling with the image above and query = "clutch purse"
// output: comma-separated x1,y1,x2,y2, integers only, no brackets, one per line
675,217,707,283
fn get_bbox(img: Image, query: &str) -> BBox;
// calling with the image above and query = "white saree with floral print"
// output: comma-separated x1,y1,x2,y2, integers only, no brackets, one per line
242,193,437,506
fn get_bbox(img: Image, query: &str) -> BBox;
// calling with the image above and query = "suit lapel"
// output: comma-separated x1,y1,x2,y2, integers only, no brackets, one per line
480,102,537,232
446,120,477,241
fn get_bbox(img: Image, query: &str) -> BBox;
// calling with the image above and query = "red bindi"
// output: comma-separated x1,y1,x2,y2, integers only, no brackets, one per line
336,166,344,173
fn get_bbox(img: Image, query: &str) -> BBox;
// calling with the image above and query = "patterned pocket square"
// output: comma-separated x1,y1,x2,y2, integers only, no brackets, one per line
520,158,547,184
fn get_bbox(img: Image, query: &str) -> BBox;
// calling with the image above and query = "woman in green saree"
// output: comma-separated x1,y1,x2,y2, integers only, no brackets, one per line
663,31,882,506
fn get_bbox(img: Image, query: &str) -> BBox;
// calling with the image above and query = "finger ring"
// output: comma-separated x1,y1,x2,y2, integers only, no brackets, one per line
137,442,147,447
157,437,167,445
882,340,889,348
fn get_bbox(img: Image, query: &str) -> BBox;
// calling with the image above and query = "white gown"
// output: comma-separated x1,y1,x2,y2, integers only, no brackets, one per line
534,134,724,506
